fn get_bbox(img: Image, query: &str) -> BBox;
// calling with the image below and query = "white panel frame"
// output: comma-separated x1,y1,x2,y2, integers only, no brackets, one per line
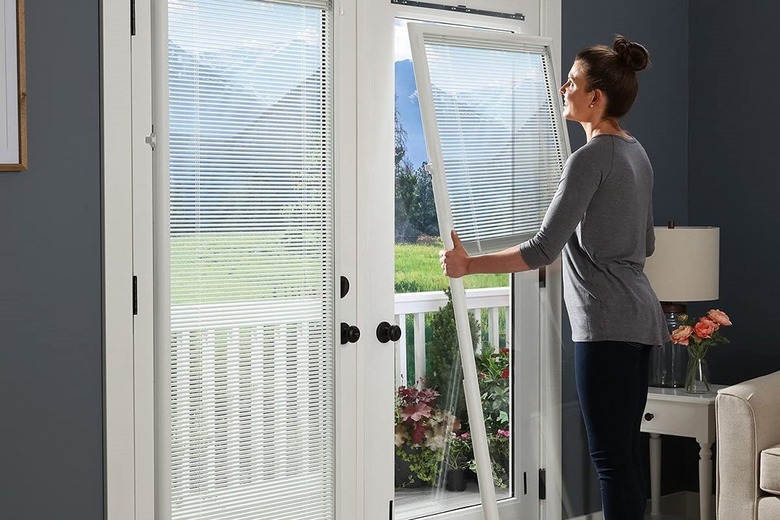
102,0,136,519
131,1,156,518
356,0,396,517
149,1,356,519
395,4,564,518
150,0,171,518
335,0,360,517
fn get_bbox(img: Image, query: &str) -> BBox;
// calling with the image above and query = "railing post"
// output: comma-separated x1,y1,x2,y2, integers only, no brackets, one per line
395,313,407,388
488,307,500,350
413,312,426,387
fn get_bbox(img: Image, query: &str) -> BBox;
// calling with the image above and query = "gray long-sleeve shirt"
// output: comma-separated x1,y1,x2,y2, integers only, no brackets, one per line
519,134,667,345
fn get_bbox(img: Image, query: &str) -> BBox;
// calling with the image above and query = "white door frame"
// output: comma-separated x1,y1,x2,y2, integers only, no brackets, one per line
361,1,564,518
104,0,368,518
102,0,138,518
103,0,562,518
335,0,362,517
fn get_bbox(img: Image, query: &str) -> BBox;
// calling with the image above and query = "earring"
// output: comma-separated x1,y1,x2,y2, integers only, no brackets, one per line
589,103,594,108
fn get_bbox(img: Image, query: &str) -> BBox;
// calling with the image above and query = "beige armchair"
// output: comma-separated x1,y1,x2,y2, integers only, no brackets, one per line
716,370,780,519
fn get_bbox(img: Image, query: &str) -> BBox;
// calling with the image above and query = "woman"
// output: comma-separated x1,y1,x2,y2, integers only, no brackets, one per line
440,36,667,519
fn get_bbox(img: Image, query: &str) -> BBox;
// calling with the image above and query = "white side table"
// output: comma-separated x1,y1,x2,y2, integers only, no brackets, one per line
640,385,725,520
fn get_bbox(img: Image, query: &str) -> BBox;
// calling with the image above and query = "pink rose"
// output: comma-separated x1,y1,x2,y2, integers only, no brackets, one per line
694,318,718,339
707,309,732,326
671,325,693,346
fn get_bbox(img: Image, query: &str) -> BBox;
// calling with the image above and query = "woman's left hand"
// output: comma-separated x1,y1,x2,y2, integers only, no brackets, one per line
440,230,471,278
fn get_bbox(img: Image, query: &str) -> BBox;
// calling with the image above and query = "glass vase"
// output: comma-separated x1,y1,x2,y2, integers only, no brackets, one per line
684,355,711,394
650,306,687,387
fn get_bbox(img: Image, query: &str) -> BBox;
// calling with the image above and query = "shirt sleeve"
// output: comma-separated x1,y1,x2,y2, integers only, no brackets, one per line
519,145,606,269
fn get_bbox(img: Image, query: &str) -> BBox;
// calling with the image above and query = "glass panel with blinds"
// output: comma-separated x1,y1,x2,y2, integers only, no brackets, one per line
167,1,334,519
409,25,567,256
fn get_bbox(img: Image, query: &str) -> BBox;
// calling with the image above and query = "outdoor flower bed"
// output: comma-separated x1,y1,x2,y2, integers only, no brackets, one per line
394,345,511,490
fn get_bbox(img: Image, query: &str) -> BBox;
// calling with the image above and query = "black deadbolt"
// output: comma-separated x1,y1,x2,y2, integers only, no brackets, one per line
340,322,360,344
340,276,349,299
376,321,402,343
644,412,654,421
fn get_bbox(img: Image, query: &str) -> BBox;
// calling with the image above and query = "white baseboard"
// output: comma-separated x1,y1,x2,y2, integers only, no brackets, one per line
566,491,712,520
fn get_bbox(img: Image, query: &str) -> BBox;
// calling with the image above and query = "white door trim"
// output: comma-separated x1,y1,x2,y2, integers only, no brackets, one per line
102,0,136,519
334,0,360,517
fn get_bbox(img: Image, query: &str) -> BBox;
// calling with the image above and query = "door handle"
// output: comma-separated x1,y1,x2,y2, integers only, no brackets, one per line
340,322,361,344
376,321,402,343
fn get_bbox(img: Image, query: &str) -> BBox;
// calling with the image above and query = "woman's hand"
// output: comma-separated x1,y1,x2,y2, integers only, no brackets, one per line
440,230,471,278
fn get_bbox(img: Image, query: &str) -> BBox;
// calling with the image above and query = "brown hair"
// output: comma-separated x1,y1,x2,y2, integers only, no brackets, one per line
576,35,650,119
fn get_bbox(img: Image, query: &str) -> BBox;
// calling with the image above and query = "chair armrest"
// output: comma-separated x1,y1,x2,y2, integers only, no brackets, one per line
716,370,780,520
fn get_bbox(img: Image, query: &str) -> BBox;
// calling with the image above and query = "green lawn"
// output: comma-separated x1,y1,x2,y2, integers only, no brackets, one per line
169,233,508,305
394,242,509,293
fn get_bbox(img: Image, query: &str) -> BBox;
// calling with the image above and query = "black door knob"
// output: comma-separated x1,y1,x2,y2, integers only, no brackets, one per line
340,276,350,299
340,322,361,345
376,321,402,343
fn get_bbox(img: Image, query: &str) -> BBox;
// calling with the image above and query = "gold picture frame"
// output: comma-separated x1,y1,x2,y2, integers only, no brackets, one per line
0,0,26,172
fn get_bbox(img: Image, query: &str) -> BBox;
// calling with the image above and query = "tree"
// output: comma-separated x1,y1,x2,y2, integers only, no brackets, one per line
394,105,438,243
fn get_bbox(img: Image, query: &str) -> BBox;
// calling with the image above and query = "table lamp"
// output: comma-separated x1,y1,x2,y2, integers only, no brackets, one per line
644,223,720,387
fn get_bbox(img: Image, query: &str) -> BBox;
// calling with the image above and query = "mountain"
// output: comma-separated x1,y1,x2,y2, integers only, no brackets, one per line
394,59,429,169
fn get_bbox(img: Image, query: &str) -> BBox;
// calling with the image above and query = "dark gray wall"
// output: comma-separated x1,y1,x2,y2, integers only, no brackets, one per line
1,2,776,519
0,2,104,519
561,1,690,516
688,1,780,386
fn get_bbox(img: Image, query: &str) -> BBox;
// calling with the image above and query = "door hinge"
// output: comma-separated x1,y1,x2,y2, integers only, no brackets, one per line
130,0,136,36
388,500,393,519
539,266,546,288
133,276,138,315
539,468,546,500
145,130,157,150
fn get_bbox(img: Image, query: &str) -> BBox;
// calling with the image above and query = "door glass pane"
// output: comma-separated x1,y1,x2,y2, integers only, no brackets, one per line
167,1,335,518
393,18,511,518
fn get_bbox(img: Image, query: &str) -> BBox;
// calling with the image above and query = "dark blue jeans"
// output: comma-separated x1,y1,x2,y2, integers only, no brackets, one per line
575,341,652,520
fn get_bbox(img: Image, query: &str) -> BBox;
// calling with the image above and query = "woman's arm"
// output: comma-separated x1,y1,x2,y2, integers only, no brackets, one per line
440,230,532,278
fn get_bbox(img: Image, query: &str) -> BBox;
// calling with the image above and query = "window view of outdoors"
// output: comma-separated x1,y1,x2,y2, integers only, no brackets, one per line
168,2,336,518
392,18,512,519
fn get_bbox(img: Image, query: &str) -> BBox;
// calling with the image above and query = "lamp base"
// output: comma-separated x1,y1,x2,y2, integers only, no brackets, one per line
649,303,688,388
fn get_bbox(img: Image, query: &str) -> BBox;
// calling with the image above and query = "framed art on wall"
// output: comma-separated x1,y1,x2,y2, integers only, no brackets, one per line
0,0,25,171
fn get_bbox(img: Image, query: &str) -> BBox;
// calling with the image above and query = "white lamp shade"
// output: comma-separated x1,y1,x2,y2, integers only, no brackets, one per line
644,226,719,302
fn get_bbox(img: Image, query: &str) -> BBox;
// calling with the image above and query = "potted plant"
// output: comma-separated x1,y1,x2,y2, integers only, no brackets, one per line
444,431,472,491
394,385,460,488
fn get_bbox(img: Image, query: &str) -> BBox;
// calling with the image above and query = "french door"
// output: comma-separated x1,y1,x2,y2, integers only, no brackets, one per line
118,1,562,519
375,3,565,519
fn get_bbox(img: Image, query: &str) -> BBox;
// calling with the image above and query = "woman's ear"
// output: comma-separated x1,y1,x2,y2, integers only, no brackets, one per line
589,89,602,108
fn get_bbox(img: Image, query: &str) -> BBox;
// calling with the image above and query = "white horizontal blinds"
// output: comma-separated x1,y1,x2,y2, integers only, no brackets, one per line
422,34,564,255
168,1,334,519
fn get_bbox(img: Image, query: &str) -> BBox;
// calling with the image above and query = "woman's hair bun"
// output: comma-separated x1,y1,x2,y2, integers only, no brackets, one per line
613,35,650,72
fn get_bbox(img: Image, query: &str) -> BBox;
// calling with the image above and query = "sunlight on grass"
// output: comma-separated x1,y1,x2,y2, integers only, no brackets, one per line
170,233,509,305
395,242,509,293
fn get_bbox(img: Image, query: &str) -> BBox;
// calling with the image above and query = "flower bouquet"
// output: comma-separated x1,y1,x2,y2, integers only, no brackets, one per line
670,309,732,393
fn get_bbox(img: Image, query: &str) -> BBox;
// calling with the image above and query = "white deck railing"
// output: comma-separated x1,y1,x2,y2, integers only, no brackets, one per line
393,287,511,388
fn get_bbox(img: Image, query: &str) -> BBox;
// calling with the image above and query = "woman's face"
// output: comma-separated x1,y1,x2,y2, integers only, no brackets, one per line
560,61,592,122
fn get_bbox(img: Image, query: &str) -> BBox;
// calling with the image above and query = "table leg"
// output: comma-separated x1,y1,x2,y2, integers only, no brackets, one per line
698,441,713,520
649,433,661,517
